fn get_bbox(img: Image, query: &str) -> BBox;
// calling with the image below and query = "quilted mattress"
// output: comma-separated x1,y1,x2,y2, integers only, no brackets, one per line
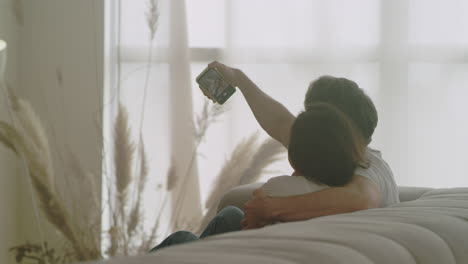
91,187,468,264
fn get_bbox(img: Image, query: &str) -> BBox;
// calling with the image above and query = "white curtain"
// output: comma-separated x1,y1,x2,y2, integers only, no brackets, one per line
114,0,468,236
114,0,203,236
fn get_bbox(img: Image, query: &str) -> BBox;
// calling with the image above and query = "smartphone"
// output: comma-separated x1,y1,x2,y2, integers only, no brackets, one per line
196,67,236,104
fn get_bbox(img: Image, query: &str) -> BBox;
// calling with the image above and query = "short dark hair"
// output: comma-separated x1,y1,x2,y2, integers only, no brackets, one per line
288,103,365,186
304,76,378,143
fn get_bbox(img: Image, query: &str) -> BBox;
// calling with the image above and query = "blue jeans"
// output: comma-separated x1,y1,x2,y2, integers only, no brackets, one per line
150,206,244,252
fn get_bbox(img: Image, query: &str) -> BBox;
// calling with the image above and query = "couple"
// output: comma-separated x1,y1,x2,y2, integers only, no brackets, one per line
151,61,399,251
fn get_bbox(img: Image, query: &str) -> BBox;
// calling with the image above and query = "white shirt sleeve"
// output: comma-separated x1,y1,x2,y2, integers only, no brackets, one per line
262,175,328,197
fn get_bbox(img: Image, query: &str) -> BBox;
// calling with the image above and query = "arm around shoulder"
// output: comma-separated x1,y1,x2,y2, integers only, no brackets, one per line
265,175,381,222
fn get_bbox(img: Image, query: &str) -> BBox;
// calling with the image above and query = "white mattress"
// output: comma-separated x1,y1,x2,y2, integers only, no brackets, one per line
93,188,468,264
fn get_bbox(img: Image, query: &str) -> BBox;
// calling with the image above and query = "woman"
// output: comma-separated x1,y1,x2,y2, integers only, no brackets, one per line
151,102,368,251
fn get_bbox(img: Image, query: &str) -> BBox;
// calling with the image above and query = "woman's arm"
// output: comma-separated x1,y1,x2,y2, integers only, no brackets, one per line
203,62,296,148
242,175,381,229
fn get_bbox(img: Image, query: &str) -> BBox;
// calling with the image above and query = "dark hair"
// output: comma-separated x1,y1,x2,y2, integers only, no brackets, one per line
304,76,378,143
288,103,366,186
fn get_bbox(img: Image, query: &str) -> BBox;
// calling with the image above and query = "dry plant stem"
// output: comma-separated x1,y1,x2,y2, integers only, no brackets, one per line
240,138,286,185
127,0,159,241
0,123,17,152
106,175,120,257
8,89,55,190
138,198,163,253
3,90,69,260
67,152,101,228
129,34,153,235
114,104,134,204
0,85,51,262
166,159,177,191
0,125,99,261
2,90,103,261
130,0,158,203
127,138,148,239
172,101,226,227
129,40,153,216
31,174,82,260
146,0,159,40
113,104,136,255
198,135,285,234
204,133,259,210
170,144,199,229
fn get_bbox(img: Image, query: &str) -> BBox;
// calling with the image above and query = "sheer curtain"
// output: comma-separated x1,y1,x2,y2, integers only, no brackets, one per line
112,0,468,235
111,0,203,235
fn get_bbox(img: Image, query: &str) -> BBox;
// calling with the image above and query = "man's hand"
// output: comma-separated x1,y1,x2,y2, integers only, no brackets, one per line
207,61,243,87
199,61,244,103
241,188,275,230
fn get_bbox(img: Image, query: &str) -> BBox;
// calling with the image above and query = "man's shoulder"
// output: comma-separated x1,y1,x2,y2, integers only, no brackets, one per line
363,147,390,169
355,147,393,179
366,147,383,160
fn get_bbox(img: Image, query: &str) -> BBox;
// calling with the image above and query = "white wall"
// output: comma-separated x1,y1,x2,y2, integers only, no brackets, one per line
0,0,105,260
0,0,20,263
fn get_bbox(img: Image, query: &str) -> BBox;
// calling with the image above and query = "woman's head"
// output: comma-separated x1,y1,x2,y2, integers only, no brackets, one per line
288,103,366,186
304,76,377,144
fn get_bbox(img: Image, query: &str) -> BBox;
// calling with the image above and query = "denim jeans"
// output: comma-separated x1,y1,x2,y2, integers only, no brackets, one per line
149,206,244,252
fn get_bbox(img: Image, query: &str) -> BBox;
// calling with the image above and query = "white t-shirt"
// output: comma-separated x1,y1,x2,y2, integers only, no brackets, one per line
262,148,399,207
355,148,399,207
262,175,327,197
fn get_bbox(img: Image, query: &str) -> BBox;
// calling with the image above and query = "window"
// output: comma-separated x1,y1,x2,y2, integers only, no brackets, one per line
114,0,468,210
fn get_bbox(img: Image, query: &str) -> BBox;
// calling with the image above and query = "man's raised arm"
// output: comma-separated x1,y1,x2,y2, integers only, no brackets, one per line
204,62,296,148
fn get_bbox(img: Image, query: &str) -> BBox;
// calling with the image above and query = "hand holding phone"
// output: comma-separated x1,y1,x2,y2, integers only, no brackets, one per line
196,63,237,104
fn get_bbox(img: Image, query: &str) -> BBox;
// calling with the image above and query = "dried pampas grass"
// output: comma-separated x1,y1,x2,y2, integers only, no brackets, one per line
146,0,159,40
0,90,101,261
7,88,55,189
171,99,227,227
66,151,100,226
137,138,149,195
198,135,286,234
127,138,149,237
127,202,140,237
166,158,177,191
240,138,286,185
30,174,95,261
0,121,19,153
106,103,167,256
3,0,163,260
204,133,259,211
195,99,226,143
114,103,135,202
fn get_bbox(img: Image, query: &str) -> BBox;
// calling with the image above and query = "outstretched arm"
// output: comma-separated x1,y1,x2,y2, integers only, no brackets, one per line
242,175,381,229
202,62,296,148
236,73,295,148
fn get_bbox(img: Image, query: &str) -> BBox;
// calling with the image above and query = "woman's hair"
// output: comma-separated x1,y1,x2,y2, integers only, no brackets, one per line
304,76,378,144
288,103,366,186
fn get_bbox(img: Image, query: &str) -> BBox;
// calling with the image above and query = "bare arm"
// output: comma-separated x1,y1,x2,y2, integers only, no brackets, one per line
242,175,381,229
203,62,296,148
236,74,296,148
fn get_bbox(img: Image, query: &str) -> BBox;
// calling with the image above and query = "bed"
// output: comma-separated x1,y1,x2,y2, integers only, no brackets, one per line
91,185,468,264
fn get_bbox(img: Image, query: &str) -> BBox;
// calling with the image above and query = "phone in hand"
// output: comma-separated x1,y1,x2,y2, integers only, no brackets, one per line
196,67,236,104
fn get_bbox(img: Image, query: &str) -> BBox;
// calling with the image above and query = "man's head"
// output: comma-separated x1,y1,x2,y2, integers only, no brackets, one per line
288,103,365,186
304,76,378,143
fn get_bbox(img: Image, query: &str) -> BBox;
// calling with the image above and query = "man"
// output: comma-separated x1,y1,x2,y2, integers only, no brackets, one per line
201,61,399,229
